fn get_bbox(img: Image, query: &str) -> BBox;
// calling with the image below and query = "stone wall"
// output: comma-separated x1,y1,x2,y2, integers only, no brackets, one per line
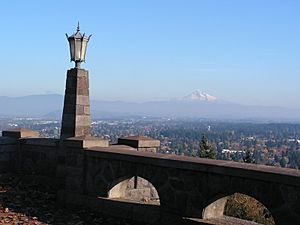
0,137,18,172
17,138,60,177
0,132,299,225
63,147,300,225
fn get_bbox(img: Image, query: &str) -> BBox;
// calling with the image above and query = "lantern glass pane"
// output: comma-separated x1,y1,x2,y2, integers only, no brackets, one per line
75,39,82,61
69,39,75,61
81,40,87,61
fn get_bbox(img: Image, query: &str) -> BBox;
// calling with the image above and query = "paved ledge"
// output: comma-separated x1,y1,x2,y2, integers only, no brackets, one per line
87,146,300,187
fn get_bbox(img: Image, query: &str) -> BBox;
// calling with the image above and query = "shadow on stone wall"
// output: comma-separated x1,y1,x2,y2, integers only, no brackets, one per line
0,173,157,225
108,176,160,205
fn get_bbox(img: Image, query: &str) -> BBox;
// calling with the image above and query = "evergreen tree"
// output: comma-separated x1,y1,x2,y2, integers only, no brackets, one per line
243,150,255,163
198,135,216,159
279,157,288,167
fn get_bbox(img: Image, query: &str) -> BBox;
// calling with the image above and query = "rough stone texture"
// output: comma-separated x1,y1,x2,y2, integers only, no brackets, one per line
58,190,164,224
118,135,160,153
202,197,228,219
108,176,160,203
61,68,91,139
2,128,39,139
18,138,60,177
64,136,109,148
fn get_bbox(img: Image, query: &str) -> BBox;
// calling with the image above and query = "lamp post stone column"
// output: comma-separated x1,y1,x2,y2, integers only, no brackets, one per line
61,23,92,139
61,68,91,139
60,24,109,148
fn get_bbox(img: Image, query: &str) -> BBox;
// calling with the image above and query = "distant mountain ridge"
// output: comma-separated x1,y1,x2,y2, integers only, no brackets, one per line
0,94,64,117
0,92,300,121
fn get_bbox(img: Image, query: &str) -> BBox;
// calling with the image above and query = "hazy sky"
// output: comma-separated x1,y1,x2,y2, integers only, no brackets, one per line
0,0,300,108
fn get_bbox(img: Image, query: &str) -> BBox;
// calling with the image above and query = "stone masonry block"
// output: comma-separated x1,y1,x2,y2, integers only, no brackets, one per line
76,68,88,77
84,106,90,115
75,105,90,115
77,76,88,85
64,137,109,148
77,88,89,96
76,95,90,106
76,105,85,115
76,115,91,127
118,135,160,153
2,128,40,139
77,77,89,95
74,126,91,137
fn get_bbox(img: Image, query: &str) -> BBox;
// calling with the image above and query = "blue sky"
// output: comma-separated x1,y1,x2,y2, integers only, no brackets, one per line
0,0,300,108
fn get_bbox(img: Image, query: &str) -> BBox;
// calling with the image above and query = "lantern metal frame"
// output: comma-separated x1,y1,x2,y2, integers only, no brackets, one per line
66,23,92,68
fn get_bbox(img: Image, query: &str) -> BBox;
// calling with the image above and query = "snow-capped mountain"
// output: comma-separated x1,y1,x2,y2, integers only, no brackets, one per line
181,90,217,101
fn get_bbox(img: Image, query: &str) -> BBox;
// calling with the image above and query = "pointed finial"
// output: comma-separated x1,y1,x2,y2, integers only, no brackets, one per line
77,22,80,32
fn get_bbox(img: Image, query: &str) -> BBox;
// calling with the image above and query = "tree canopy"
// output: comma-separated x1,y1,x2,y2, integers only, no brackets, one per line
198,135,216,159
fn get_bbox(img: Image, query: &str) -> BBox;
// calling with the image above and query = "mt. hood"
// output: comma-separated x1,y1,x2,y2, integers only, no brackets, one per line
181,90,217,101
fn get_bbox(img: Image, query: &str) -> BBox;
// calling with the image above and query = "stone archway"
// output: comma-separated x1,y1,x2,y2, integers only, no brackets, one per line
203,193,275,225
108,176,160,205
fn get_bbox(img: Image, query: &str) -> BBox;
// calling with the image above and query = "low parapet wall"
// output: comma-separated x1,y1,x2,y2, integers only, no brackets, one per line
18,138,61,176
87,146,300,187
63,145,300,225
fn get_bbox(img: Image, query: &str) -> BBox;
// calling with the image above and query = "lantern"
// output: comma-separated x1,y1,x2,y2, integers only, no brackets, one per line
66,23,92,68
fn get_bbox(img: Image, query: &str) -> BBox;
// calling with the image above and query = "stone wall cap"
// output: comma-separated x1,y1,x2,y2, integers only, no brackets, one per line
2,128,40,139
119,135,154,141
88,145,136,152
118,135,160,148
67,136,102,141
64,136,109,148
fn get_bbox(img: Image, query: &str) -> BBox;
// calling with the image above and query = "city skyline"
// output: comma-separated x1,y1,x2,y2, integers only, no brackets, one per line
1,0,300,108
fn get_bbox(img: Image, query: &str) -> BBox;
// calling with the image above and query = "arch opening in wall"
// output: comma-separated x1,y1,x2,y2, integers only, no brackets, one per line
203,193,275,225
108,176,160,205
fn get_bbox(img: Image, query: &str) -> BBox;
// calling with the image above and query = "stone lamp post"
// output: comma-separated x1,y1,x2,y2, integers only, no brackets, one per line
60,23,92,139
